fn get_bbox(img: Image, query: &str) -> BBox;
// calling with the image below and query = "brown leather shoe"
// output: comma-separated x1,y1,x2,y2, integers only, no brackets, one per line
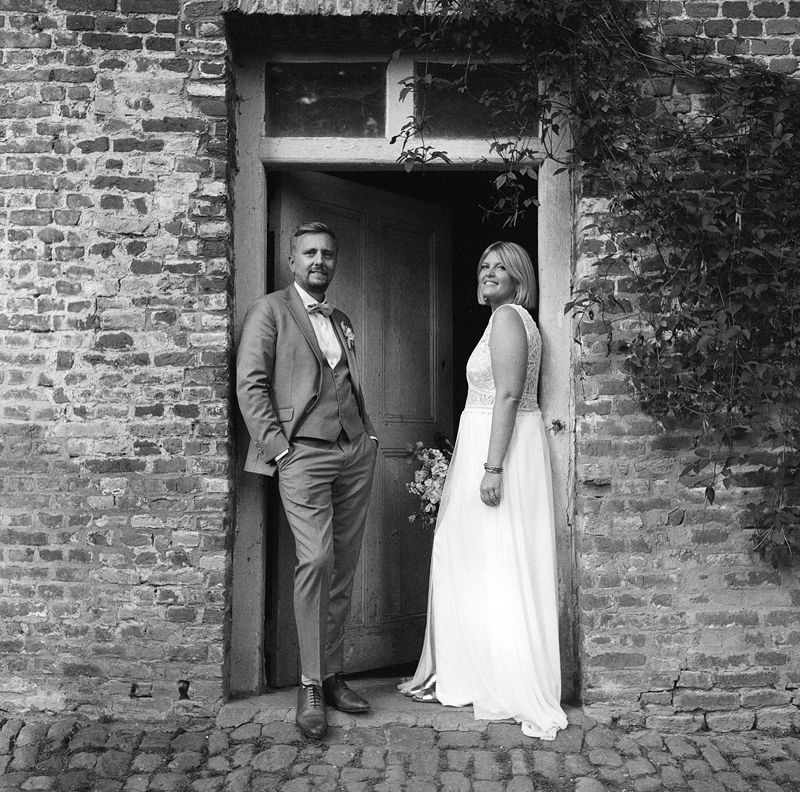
322,672,370,713
296,684,327,738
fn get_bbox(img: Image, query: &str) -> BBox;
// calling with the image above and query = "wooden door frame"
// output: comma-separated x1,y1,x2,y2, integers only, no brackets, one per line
230,57,577,699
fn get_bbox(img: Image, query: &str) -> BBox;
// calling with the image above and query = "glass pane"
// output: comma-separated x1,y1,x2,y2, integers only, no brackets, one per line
266,63,385,137
415,62,528,139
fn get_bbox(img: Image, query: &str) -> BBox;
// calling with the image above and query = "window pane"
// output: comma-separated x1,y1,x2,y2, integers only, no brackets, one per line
415,63,528,139
266,63,385,137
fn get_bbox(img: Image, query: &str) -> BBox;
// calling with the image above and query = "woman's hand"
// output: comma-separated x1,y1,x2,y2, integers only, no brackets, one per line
480,471,503,507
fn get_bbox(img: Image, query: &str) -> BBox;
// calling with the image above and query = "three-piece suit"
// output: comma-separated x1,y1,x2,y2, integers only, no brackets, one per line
236,283,377,684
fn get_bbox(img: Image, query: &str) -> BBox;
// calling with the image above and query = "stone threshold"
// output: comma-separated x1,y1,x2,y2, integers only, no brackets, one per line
217,676,590,734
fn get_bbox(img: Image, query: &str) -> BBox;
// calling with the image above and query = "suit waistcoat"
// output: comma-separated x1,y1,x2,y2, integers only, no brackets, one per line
296,337,365,442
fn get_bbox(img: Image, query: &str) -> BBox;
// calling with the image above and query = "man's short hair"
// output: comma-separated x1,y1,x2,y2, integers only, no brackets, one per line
291,221,338,255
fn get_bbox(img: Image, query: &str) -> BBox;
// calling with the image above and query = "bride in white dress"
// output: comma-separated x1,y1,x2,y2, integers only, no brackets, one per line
400,241,568,740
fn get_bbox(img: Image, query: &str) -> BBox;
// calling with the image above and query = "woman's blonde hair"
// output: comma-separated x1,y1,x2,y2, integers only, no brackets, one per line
476,241,538,310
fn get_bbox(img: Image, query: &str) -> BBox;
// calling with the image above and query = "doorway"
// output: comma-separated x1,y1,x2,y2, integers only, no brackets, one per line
230,50,576,703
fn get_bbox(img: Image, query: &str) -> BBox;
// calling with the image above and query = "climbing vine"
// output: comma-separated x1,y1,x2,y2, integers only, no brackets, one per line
396,0,800,566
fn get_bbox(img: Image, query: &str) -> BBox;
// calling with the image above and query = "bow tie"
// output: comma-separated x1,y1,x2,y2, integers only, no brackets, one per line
307,301,334,318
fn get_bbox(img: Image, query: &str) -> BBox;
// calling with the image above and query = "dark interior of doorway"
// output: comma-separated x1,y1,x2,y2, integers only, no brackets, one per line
325,170,539,422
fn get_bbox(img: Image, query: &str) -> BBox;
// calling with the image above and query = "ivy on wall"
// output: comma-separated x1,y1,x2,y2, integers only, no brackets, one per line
397,0,800,566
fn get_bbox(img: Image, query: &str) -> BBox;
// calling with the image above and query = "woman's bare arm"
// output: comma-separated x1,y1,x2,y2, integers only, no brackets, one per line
480,306,527,507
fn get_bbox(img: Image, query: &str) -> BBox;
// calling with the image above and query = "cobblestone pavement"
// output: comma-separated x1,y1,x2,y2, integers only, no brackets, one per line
2,679,800,791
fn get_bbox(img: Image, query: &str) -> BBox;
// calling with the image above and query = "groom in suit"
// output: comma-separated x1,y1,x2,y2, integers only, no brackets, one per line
236,221,378,739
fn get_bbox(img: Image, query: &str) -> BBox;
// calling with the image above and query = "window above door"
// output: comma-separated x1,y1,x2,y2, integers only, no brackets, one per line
266,62,386,138
256,52,541,166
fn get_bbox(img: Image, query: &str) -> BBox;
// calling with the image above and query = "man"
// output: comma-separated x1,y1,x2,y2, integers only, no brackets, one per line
236,221,378,739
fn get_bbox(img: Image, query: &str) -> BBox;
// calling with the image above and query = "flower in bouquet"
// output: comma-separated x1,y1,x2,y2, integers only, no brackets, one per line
406,436,453,529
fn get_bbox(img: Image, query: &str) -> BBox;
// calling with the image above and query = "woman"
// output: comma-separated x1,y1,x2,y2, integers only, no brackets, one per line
400,241,567,740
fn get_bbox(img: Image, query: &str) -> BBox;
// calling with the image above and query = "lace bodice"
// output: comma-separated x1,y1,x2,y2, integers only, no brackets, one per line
465,303,541,411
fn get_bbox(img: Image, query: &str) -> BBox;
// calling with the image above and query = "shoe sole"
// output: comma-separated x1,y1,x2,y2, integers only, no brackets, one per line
327,705,371,713
323,697,370,713
296,720,327,739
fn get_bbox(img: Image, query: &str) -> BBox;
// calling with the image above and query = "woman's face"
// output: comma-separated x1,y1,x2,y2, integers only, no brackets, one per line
479,251,517,307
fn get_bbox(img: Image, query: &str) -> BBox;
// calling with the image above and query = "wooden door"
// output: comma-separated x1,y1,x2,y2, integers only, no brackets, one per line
267,171,452,686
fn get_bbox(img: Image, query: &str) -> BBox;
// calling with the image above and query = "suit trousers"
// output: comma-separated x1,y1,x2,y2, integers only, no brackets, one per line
276,431,377,684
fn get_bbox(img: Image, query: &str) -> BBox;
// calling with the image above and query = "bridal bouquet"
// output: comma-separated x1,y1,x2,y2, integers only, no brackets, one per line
406,437,453,529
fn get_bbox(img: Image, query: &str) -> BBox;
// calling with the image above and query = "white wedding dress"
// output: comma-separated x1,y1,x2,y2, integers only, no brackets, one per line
400,303,568,740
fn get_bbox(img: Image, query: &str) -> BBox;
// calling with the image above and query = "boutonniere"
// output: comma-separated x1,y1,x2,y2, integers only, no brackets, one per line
341,321,355,350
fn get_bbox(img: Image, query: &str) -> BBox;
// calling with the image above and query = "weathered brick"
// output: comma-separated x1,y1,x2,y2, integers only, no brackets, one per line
675,690,741,711
0,174,55,190
96,15,126,31
166,607,197,622
588,653,648,670
146,36,177,51
705,711,756,731
704,18,734,35
755,651,791,666
77,137,109,153
120,0,179,10
66,14,95,29
661,19,703,36
83,459,146,473
100,194,124,209
51,67,97,82
765,18,800,32
82,32,142,49
38,227,65,243
741,689,792,708
685,2,721,18
751,38,791,54
112,138,165,152
721,0,751,16
127,17,154,32
9,209,53,226
55,210,83,225
62,662,103,677
90,176,155,192
753,0,787,16
57,0,116,9
0,32,52,47
767,55,795,71
142,116,207,133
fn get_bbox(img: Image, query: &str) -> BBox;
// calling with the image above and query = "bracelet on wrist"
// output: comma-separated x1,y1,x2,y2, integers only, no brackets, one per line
483,464,504,474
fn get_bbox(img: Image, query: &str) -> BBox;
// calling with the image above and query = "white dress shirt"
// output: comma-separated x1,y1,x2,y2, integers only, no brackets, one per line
294,282,341,369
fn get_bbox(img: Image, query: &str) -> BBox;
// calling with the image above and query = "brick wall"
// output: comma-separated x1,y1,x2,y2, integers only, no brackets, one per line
575,0,800,732
1,0,798,727
0,0,230,718
660,0,800,73
574,206,800,732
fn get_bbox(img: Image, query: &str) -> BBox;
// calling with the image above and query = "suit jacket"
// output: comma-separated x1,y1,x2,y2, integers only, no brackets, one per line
236,284,377,476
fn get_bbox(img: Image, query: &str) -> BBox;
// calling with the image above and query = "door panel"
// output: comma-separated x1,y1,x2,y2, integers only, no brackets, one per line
382,452,435,620
382,224,435,420
268,171,452,685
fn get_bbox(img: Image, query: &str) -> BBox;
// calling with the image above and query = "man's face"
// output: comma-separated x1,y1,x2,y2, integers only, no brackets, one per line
289,232,337,298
